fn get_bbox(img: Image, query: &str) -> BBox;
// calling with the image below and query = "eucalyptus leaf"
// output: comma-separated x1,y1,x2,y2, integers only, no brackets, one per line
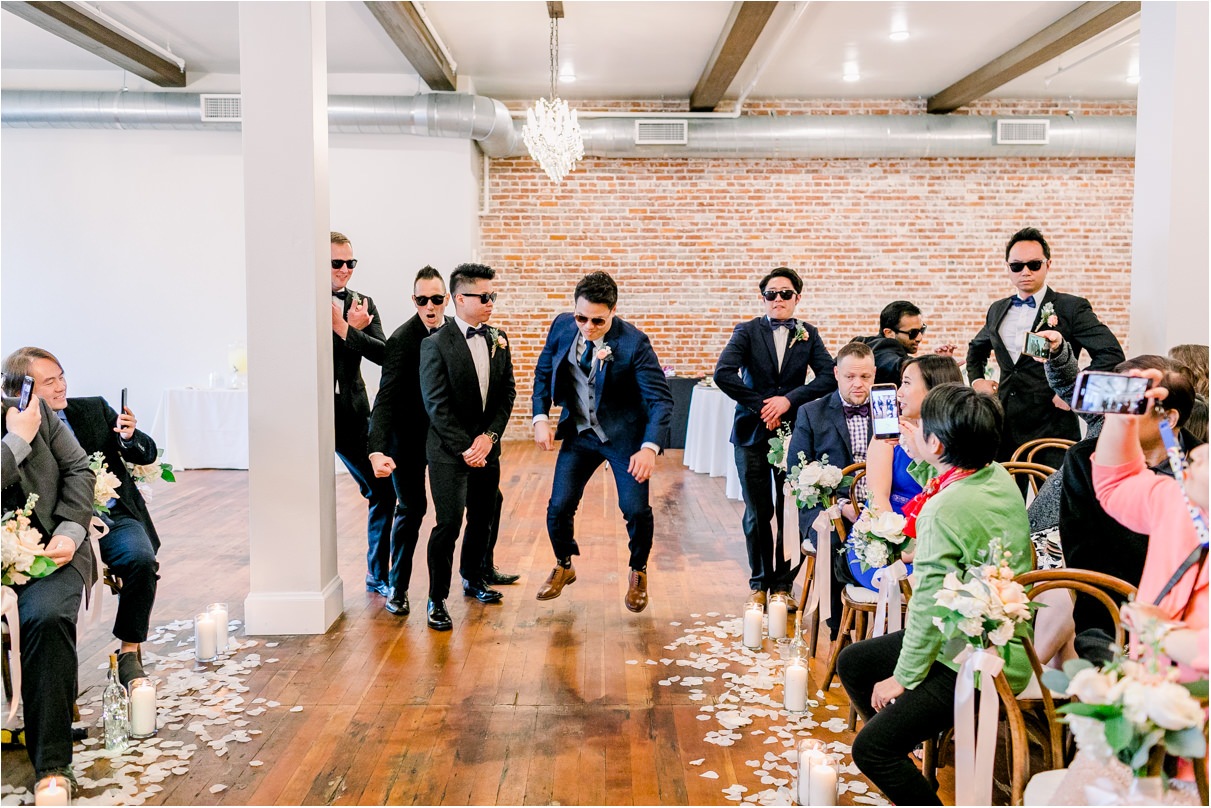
1041,669,1071,694
1061,658,1094,678
942,636,968,661
1059,702,1122,720
1103,715,1134,752
1180,679,1209,699
1164,726,1209,758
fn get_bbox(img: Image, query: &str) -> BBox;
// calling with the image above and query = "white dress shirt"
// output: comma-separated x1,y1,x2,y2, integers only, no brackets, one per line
767,317,792,371
998,283,1047,365
453,314,490,408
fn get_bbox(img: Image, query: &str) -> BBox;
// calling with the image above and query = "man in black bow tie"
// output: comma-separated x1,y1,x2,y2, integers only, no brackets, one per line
967,227,1123,466
329,231,394,599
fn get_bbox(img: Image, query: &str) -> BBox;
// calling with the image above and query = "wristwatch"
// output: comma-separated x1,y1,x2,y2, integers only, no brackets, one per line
484,431,499,444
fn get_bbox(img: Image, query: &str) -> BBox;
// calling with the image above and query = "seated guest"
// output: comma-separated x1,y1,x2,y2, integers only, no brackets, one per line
4,348,162,686
853,301,961,387
1093,369,1207,678
837,384,1033,806
2,391,94,797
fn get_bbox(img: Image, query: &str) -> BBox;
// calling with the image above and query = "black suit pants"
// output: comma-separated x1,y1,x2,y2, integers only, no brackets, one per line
335,417,397,586
735,443,791,591
387,458,428,595
425,457,500,600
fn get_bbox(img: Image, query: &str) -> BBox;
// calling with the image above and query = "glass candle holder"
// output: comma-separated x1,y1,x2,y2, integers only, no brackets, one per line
34,775,70,806
742,601,764,649
768,592,790,642
207,601,229,654
128,677,157,738
795,738,838,806
194,611,217,662
783,654,810,714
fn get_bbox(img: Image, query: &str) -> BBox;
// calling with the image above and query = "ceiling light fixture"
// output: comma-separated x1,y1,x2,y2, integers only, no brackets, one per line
522,11,584,183
889,29,910,41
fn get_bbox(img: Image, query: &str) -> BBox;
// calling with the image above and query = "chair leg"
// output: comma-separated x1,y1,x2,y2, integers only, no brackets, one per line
847,703,858,732
821,602,854,690
808,609,820,659
921,737,939,790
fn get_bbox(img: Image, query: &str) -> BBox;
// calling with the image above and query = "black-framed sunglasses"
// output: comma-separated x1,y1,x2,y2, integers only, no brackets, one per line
332,259,358,270
761,289,797,301
574,314,608,327
459,292,498,304
413,294,447,307
895,325,928,340
1008,260,1045,273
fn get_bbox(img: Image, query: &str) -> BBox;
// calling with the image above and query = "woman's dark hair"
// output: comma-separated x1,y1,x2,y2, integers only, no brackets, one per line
920,383,1003,470
574,271,619,309
901,354,963,391
1185,398,1208,445
1115,355,1196,428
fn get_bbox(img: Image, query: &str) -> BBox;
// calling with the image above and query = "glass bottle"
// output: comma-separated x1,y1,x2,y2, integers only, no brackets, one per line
102,653,129,752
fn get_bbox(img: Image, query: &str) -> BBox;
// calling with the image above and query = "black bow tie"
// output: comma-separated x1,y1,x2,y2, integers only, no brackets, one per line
333,289,348,301
843,403,870,419
466,325,488,339
1011,295,1036,308
769,318,796,331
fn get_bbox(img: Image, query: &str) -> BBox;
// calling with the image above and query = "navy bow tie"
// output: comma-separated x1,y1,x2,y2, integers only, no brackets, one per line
1011,295,1037,309
769,318,796,331
332,289,348,301
843,403,870,419
465,325,488,339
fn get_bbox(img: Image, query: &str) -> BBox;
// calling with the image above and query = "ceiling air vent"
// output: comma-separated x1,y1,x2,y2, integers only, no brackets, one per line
200,94,242,122
996,118,1049,146
634,119,688,146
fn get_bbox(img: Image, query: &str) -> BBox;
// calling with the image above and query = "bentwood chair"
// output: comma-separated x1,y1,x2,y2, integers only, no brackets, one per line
1001,461,1056,498
1009,438,1076,465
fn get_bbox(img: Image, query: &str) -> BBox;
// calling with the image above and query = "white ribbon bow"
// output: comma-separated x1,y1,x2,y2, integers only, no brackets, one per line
803,503,841,622
79,516,109,625
870,560,908,638
1,585,21,724
953,644,1006,808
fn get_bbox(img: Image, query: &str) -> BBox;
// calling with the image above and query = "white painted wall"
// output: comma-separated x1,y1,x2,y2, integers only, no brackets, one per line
0,126,479,415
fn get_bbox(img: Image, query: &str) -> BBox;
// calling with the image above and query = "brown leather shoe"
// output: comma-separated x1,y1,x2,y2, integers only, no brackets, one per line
749,589,767,606
625,569,649,613
536,564,576,600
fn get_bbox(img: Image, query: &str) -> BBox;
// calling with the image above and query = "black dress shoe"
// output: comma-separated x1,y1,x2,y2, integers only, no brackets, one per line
427,599,452,631
365,577,390,597
462,580,503,603
484,567,520,585
385,593,409,615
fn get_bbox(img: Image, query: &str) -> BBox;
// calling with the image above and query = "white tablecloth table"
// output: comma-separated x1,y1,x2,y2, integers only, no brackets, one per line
151,388,249,469
683,384,742,500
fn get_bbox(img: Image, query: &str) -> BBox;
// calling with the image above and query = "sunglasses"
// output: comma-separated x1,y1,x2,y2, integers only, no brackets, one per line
761,289,797,301
895,325,928,340
1008,260,1045,273
459,292,498,304
332,259,358,270
413,294,447,307
574,314,608,327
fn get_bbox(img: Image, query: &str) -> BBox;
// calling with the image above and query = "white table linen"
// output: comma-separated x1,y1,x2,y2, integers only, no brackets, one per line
683,385,742,500
151,388,249,469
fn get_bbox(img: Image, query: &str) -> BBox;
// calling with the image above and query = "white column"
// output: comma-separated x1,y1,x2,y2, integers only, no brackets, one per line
240,1,343,634
1129,1,1209,354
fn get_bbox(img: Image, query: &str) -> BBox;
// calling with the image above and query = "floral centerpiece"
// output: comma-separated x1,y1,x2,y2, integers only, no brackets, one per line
785,452,850,510
847,506,911,572
88,451,122,515
766,424,792,471
1,494,56,586
125,449,176,499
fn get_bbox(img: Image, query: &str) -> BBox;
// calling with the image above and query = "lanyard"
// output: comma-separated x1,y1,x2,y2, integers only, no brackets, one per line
1151,418,1208,609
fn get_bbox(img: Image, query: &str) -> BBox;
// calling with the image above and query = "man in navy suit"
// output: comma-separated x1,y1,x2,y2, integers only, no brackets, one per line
714,266,837,603
532,271,673,613
787,340,877,638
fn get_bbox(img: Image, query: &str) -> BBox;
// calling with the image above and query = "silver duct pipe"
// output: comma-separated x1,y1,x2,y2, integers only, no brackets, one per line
1,90,1136,158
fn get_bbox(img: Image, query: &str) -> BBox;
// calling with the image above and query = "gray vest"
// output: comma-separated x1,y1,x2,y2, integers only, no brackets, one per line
565,337,608,442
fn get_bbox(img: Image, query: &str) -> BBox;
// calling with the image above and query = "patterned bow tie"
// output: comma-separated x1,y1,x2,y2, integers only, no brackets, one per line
465,325,488,339
769,318,796,330
1011,295,1036,308
332,289,348,301
843,403,870,419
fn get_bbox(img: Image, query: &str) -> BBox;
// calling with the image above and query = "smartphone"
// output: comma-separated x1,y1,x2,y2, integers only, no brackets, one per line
1071,371,1153,415
17,376,34,411
1023,331,1051,359
121,387,128,413
869,383,901,440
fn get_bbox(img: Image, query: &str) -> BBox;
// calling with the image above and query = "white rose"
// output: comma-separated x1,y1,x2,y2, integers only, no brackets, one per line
869,511,907,541
862,540,889,569
797,464,823,490
1067,715,1114,763
988,620,1016,647
1117,679,1150,726
852,511,873,535
819,465,843,489
1144,681,1205,731
957,615,984,637
1067,668,1115,705
953,592,989,620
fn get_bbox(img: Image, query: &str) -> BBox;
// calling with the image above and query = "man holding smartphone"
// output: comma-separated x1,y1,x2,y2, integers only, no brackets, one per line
967,227,1124,466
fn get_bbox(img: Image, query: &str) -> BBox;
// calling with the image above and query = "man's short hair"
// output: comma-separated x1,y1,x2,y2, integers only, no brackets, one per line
2,347,63,397
836,341,874,364
449,262,495,295
414,265,444,289
901,354,963,389
330,231,351,247
759,267,803,295
1115,355,1196,428
921,383,1003,470
1005,227,1050,261
879,300,921,335
574,271,619,309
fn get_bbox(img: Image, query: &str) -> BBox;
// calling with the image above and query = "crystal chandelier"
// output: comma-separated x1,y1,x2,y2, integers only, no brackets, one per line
522,15,584,183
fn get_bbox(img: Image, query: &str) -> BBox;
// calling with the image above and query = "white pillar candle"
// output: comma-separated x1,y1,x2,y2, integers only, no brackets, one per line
195,612,217,661
809,762,838,806
34,777,69,806
768,595,788,639
743,602,764,649
795,740,827,806
784,658,808,712
208,602,229,653
129,679,156,737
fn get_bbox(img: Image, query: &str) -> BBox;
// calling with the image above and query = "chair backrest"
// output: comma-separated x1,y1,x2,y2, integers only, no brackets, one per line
992,669,1031,806
827,462,867,543
1009,437,1076,464
1001,461,1056,497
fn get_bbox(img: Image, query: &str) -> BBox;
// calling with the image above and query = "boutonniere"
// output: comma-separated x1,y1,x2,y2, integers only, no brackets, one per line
350,291,362,306
1038,301,1057,328
788,323,808,347
595,344,614,363
487,326,507,357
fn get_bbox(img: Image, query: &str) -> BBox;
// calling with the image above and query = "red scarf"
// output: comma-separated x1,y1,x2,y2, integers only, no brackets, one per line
901,466,979,539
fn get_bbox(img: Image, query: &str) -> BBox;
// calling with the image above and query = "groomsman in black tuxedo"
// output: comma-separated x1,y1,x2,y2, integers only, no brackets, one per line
531,271,673,613
329,231,395,599
787,340,876,639
713,267,837,604
419,263,516,631
967,227,1124,466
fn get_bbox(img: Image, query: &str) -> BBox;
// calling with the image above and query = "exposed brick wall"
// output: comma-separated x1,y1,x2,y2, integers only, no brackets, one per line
484,99,1136,436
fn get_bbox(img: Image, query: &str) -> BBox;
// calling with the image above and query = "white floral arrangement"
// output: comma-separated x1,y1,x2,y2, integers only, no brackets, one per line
928,539,1036,652
785,452,851,510
88,451,122,515
125,449,176,497
766,424,792,471
1,494,56,586
847,506,911,572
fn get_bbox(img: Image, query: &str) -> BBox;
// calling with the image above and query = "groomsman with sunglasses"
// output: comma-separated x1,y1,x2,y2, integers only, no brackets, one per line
329,231,395,599
714,267,837,605
419,263,515,631
532,271,673,613
853,301,961,386
967,227,1124,465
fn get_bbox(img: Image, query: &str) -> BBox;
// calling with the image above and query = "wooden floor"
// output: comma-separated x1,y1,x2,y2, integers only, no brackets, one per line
3,442,952,806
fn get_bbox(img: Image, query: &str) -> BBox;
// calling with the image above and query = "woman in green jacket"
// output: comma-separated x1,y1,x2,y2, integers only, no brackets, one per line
837,383,1034,805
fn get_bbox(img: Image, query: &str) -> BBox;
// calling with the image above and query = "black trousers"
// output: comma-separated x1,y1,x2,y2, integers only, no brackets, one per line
15,564,84,775
734,443,790,591
387,458,427,595
837,631,958,806
98,514,158,643
336,420,397,586
425,457,500,601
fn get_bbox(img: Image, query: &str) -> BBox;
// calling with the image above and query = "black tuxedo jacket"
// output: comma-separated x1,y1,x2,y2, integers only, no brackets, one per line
966,288,1124,454
419,322,516,464
714,317,837,448
854,335,909,387
788,393,870,530
64,396,162,552
369,314,453,463
333,288,387,425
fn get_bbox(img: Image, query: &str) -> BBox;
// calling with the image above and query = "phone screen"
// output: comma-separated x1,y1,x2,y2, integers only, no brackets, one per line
869,384,900,439
121,387,128,412
18,376,33,411
1023,331,1050,359
1071,371,1152,415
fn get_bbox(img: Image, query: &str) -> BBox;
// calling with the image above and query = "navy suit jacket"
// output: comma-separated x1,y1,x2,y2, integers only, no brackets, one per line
787,392,869,534
532,313,673,452
369,314,453,462
714,317,837,448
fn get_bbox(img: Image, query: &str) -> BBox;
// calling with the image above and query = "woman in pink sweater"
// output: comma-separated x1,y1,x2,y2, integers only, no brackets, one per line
1092,369,1208,678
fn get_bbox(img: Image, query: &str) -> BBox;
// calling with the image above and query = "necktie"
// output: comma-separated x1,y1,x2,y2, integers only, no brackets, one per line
1011,295,1036,308
332,289,348,300
843,403,870,419
769,318,795,330
579,340,595,375
466,325,488,340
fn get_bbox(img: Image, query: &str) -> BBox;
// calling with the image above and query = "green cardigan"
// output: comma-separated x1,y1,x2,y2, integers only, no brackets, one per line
893,462,1034,693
